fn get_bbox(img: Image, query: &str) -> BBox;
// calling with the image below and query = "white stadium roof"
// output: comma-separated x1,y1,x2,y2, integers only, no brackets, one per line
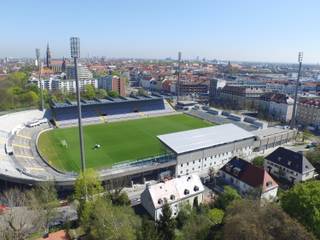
157,123,254,154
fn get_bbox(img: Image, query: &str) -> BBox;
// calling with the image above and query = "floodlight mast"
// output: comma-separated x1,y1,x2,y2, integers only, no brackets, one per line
290,52,303,130
177,52,181,103
35,48,44,111
70,37,87,200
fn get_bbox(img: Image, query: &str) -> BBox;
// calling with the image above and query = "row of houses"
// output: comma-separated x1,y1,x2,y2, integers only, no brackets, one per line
141,146,316,221
210,79,320,126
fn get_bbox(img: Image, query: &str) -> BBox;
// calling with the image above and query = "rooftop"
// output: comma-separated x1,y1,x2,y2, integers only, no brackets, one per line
158,123,254,154
265,147,315,174
145,174,204,209
220,157,278,192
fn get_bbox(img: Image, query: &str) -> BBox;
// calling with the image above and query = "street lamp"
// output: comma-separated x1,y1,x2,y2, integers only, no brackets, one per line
290,52,303,129
35,48,44,111
70,37,87,176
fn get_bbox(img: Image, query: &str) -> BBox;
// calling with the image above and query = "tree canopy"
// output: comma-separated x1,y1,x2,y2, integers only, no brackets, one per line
223,199,316,240
215,186,241,210
281,180,320,239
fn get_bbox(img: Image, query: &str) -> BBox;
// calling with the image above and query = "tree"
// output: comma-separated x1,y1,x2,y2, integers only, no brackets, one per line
74,169,104,217
138,88,147,96
157,202,176,240
215,186,241,210
84,197,140,240
84,84,96,99
28,182,59,235
207,208,224,225
252,156,264,167
223,199,316,240
176,204,193,229
106,189,131,206
180,213,212,240
305,147,320,173
108,90,119,98
0,188,42,240
137,217,159,240
281,180,320,239
208,167,218,187
96,88,108,98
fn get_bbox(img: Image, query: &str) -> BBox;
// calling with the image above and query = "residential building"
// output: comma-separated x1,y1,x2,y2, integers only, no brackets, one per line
258,92,294,122
221,85,265,98
264,147,316,183
141,174,204,221
296,98,320,128
219,157,278,201
65,64,93,80
178,81,208,96
209,78,226,100
98,75,126,96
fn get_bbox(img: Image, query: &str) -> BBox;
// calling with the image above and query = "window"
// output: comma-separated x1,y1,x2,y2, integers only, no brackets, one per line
181,164,183,167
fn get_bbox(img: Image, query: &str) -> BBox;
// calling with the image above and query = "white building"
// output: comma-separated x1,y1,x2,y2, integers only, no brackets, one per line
29,73,97,93
264,147,316,184
65,64,93,80
158,124,255,177
259,92,294,122
141,174,204,221
219,157,278,201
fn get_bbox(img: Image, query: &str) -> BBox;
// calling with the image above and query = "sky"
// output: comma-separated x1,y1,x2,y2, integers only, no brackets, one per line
2,0,320,63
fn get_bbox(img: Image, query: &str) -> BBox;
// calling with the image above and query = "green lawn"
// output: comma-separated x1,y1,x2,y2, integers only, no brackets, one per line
38,114,212,172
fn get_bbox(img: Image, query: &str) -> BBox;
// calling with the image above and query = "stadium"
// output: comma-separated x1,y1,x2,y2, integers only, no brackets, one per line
0,95,297,189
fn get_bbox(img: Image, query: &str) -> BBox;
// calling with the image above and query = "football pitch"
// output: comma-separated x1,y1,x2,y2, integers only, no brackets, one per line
38,114,213,172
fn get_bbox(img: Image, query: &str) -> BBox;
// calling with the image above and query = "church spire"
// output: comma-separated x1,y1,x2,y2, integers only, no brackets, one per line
46,43,52,68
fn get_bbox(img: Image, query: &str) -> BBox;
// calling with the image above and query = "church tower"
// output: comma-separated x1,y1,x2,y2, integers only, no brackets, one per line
46,43,52,68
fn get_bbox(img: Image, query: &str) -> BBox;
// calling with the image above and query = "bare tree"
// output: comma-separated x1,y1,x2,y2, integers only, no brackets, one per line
0,188,42,240
28,182,59,236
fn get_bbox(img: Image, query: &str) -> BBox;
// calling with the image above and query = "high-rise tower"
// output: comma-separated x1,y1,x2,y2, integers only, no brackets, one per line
46,43,52,68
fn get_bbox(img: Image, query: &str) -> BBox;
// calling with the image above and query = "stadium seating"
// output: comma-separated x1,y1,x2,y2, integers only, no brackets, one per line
52,97,174,126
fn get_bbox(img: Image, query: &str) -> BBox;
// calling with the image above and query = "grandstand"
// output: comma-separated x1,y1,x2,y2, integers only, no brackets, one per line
51,95,175,126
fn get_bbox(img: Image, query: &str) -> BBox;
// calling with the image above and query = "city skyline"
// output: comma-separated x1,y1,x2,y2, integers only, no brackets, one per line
2,0,320,63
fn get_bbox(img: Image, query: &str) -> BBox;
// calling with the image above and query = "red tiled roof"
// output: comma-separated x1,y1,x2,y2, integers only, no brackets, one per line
221,157,278,192
37,230,69,240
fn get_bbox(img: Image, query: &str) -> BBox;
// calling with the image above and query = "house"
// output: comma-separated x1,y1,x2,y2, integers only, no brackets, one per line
219,157,278,201
141,174,204,221
264,147,316,183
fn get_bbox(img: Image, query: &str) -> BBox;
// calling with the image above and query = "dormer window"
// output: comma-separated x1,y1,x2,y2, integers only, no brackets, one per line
194,186,199,192
184,189,190,195
158,199,163,205
170,194,175,200
266,181,273,187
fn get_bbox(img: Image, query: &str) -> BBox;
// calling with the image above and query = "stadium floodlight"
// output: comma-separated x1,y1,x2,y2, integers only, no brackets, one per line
290,51,303,129
70,37,80,58
35,48,44,111
70,37,87,199
298,52,303,63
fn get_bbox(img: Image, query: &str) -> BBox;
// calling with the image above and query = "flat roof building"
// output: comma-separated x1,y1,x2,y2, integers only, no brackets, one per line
158,124,256,176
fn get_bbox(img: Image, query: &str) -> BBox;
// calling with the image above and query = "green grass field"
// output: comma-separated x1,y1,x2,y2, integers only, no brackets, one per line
38,114,212,172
